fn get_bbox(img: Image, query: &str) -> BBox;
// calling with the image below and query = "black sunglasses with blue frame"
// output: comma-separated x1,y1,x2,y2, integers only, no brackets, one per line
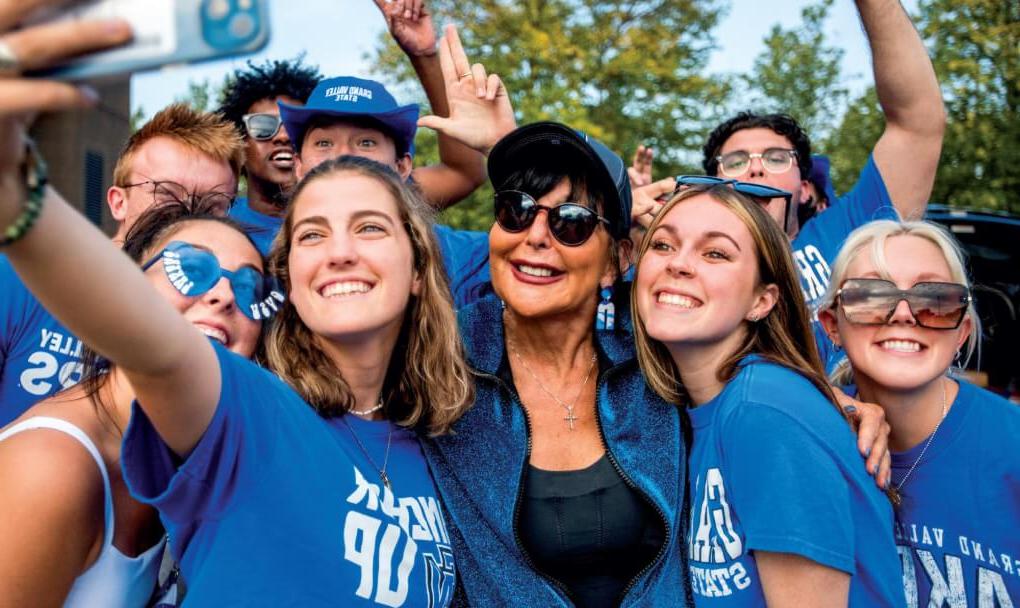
141,241,285,321
494,189,610,246
673,175,793,232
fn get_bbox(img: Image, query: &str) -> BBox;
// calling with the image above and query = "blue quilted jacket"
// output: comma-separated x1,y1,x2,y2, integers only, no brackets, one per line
422,297,691,606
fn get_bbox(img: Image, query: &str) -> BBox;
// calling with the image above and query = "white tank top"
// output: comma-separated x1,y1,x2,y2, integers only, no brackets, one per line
0,416,165,608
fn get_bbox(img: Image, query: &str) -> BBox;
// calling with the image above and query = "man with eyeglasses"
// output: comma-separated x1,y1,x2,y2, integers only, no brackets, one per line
702,0,944,315
0,103,244,424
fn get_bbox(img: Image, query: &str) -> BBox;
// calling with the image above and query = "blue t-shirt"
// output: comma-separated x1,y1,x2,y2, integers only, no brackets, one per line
228,196,284,257
891,379,1020,607
230,196,493,309
792,154,898,367
685,357,903,607
0,255,85,425
122,344,456,607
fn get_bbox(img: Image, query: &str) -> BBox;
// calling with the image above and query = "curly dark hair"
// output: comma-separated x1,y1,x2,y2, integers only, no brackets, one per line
702,112,813,178
217,57,322,131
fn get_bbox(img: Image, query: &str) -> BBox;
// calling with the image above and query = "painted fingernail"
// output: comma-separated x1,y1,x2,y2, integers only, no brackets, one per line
842,404,857,414
865,446,872,458
78,85,100,105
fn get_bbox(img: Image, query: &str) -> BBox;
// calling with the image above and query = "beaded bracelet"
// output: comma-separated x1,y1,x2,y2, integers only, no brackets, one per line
0,138,48,248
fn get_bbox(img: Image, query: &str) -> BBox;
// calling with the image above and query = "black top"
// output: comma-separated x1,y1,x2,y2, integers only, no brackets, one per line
518,455,663,607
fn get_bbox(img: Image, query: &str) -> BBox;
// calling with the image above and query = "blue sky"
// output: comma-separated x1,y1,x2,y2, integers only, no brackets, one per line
131,0,920,119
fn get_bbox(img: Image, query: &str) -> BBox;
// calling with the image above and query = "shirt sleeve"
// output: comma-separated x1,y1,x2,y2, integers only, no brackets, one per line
433,225,493,309
816,154,898,242
720,402,856,574
0,255,25,369
122,342,286,524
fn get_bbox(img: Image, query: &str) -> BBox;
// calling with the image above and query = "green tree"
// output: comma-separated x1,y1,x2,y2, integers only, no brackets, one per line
827,1,1019,213
917,0,1019,212
824,86,884,194
368,0,730,230
743,0,848,139
175,78,224,113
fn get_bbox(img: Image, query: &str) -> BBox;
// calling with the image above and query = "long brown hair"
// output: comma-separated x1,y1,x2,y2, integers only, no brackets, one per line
264,156,474,435
631,185,841,415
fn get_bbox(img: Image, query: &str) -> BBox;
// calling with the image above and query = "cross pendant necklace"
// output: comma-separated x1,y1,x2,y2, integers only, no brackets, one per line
563,410,579,430
508,340,598,431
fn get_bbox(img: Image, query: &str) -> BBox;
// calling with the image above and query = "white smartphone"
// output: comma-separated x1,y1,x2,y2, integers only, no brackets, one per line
28,0,270,81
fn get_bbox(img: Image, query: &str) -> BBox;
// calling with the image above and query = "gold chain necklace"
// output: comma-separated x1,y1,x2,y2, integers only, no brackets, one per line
508,341,598,430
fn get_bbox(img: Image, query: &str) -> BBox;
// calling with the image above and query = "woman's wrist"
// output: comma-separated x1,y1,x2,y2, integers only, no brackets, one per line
0,138,48,247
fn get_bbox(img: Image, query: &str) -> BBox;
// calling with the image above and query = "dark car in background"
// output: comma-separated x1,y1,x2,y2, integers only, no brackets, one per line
927,205,1020,401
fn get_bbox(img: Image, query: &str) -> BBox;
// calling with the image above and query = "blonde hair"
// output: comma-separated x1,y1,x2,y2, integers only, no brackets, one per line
631,185,841,414
817,219,980,384
264,156,474,436
113,103,244,186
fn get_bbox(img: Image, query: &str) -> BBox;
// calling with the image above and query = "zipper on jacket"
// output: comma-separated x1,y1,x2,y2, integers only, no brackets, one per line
478,370,576,606
592,364,674,606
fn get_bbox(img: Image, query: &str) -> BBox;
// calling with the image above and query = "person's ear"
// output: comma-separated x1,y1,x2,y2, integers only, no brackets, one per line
818,306,842,347
955,312,974,353
748,283,779,322
294,153,307,180
799,178,812,205
107,186,128,222
395,153,413,181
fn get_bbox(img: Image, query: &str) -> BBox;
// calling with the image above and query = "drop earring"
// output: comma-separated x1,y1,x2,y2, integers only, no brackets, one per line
596,286,615,330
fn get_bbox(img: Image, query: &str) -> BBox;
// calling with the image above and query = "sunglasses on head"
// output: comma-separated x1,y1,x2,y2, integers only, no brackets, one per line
674,175,793,232
142,241,285,321
836,278,971,330
494,190,610,246
242,113,285,141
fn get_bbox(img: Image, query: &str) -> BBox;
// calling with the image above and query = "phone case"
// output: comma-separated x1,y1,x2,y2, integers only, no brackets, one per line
30,0,270,81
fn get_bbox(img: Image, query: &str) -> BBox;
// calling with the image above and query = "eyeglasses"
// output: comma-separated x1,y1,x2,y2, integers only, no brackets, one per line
122,180,235,215
836,278,971,330
674,175,793,232
242,113,285,141
494,190,610,247
715,148,798,178
141,241,285,321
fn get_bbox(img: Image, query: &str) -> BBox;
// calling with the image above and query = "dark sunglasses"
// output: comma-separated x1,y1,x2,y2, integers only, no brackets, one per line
494,190,610,246
836,278,971,330
242,113,285,141
674,175,793,232
141,241,285,321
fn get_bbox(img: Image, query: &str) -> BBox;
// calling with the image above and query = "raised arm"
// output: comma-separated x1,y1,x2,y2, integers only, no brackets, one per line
858,0,945,220
2,185,220,457
0,5,217,457
374,0,487,208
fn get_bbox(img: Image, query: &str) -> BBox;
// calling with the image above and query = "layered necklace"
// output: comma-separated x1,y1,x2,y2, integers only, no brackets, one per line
508,340,598,431
342,397,393,490
896,378,948,492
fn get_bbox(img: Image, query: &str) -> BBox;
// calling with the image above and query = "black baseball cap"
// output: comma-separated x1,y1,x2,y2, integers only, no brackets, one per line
487,122,632,240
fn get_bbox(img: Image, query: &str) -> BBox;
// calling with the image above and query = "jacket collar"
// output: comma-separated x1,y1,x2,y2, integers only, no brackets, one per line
457,293,637,376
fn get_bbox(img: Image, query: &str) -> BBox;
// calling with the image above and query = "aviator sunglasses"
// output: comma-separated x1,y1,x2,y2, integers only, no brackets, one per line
836,278,971,330
242,113,285,141
142,241,285,321
494,190,610,246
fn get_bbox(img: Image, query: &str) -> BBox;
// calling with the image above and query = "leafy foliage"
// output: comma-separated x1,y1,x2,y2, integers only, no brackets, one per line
368,0,729,230
742,0,848,140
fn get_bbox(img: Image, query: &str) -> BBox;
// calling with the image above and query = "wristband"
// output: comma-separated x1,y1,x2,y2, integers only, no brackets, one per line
0,138,48,248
